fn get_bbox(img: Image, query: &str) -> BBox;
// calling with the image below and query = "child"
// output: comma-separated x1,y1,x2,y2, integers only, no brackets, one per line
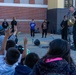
15,53,39,75
0,29,20,75
30,39,76,75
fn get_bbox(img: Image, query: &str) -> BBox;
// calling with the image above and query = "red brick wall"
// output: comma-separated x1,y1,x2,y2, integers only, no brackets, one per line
0,0,4,2
44,0,48,5
14,0,20,3
29,0,35,4
0,6,47,33
0,7,47,19
0,0,48,5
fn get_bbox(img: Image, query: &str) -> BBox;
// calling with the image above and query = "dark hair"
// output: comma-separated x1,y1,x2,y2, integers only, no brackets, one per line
4,18,6,20
6,47,20,65
13,17,16,20
70,6,74,8
25,53,39,69
6,40,16,50
45,39,74,65
64,15,67,18
32,19,34,21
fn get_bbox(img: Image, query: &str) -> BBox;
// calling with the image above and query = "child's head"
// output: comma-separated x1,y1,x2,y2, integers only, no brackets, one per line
32,19,34,21
32,19,34,22
5,47,20,65
6,40,16,50
46,39,74,64
24,53,39,69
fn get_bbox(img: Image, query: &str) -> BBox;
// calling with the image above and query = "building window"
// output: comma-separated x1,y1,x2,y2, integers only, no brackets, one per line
64,0,73,8
4,0,14,3
20,0,29,4
35,0,43,4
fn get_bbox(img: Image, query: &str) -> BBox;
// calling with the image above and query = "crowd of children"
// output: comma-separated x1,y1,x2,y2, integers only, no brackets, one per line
0,25,76,75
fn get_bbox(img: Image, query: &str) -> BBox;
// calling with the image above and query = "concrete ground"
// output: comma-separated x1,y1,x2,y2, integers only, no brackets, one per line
18,33,76,64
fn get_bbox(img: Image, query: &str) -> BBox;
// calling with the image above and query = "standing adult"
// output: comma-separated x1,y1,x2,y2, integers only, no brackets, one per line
2,19,9,30
60,15,68,40
11,17,17,33
30,19,36,37
69,6,76,49
41,19,48,38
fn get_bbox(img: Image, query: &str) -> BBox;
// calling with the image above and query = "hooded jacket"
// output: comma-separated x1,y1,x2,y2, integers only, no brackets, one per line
0,63,15,75
14,63,31,75
29,58,76,75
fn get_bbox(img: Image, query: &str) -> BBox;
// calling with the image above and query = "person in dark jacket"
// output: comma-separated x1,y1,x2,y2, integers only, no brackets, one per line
14,53,39,75
70,6,76,50
11,17,17,33
29,39,76,75
2,19,9,29
14,63,31,75
60,15,68,40
41,19,49,38
25,53,39,69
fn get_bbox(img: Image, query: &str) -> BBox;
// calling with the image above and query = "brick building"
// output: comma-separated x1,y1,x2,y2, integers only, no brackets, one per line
0,0,48,33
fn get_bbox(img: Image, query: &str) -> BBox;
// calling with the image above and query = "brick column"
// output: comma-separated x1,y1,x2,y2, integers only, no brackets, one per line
14,0,20,3
30,0,35,4
44,0,48,5
0,0,4,2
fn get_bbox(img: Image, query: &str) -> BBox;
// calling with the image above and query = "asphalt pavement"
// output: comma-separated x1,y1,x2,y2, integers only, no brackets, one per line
18,33,76,64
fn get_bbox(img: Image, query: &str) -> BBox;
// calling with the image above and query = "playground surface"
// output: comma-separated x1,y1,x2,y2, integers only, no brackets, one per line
18,33,76,64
